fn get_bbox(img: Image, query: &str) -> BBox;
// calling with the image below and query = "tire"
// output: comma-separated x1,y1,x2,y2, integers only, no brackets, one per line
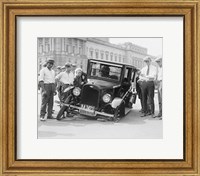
56,105,67,120
113,101,125,122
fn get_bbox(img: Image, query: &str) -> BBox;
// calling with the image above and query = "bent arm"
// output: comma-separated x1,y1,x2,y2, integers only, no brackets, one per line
39,81,45,92
39,69,45,92
55,72,62,83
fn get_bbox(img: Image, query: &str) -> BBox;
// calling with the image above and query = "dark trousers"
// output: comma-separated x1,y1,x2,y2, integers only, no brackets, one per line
40,83,55,117
137,82,143,111
141,81,155,114
157,81,162,116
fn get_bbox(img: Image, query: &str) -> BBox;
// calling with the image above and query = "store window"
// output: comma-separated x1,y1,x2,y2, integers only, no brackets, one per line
90,50,93,58
115,55,117,62
106,52,109,60
110,53,113,61
72,46,75,54
119,55,121,62
101,52,104,60
66,45,70,53
95,50,99,59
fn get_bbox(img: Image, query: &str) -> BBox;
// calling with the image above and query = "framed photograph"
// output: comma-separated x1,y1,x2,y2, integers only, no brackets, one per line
0,0,199,175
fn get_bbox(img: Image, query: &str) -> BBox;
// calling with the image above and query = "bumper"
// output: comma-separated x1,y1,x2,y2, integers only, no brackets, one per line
61,102,114,118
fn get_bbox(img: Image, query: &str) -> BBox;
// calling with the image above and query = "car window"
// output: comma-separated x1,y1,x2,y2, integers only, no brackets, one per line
124,67,132,82
90,62,121,81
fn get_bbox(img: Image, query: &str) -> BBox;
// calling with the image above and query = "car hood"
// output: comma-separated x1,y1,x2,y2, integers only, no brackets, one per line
87,79,120,89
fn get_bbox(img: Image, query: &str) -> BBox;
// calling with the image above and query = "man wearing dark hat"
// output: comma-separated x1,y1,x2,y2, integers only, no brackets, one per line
139,56,157,117
39,58,56,121
154,56,162,119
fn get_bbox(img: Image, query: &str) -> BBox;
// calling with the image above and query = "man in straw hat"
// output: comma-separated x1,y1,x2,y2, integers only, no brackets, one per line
39,58,56,121
139,56,157,117
154,56,162,119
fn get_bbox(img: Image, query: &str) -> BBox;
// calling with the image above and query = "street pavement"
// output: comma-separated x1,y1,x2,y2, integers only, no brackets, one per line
38,92,163,139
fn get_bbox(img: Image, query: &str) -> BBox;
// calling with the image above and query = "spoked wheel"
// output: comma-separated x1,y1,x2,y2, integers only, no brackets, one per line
56,105,67,120
113,101,125,122
56,94,73,120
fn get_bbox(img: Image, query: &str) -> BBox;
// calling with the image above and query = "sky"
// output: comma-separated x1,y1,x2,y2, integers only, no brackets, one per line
109,38,162,57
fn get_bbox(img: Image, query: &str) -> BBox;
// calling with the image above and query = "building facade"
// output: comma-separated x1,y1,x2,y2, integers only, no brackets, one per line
38,37,152,72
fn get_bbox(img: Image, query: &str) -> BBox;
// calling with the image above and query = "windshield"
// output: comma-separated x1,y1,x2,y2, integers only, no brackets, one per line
89,62,122,81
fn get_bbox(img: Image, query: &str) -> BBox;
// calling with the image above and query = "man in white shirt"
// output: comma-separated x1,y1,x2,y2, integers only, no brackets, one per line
56,63,74,85
55,63,75,118
71,63,77,76
39,58,56,121
55,63,75,101
139,56,157,117
154,56,162,119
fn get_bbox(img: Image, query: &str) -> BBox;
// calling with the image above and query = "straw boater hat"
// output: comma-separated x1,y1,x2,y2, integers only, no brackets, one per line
61,66,66,69
46,58,55,63
143,56,151,62
65,62,71,67
155,56,162,62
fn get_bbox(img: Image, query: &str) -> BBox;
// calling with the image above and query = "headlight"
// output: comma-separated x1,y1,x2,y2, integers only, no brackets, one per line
72,87,81,96
102,93,111,103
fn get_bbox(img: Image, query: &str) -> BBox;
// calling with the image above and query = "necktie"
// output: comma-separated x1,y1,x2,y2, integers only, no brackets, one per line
146,66,150,75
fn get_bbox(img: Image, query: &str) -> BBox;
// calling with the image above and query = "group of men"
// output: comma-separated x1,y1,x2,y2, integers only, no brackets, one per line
136,56,162,120
38,59,86,121
38,56,162,122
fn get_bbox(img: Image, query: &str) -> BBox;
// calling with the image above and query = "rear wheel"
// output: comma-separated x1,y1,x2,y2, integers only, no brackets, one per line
56,106,67,120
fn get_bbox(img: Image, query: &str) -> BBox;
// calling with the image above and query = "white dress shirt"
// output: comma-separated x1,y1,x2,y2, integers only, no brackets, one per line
39,67,55,83
140,64,157,81
56,71,74,84
157,66,163,81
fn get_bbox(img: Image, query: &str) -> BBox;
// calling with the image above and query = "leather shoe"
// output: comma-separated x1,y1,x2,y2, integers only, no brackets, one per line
140,113,148,117
40,116,45,121
150,113,155,118
47,116,54,119
153,114,162,118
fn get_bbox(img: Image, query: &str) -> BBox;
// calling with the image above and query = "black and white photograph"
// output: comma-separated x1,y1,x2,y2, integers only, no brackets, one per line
37,37,163,139
2,0,199,174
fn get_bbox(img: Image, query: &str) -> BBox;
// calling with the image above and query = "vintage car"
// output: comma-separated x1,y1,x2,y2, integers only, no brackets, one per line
57,59,138,121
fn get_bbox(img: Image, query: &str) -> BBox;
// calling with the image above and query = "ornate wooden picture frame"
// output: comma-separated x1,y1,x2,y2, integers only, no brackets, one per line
0,0,199,175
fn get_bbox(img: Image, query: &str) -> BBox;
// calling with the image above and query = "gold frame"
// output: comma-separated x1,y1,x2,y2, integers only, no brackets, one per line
0,0,199,175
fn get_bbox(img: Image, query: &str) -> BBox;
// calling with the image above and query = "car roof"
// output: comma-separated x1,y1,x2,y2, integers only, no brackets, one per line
89,59,137,69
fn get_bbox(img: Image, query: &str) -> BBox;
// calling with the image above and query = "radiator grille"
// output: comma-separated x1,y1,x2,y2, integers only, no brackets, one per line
81,85,99,107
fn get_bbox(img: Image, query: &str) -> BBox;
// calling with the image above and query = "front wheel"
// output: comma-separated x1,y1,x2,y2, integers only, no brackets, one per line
113,101,125,122
56,105,67,120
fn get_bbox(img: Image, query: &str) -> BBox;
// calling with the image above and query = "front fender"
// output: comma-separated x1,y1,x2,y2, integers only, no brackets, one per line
111,97,123,108
63,86,74,92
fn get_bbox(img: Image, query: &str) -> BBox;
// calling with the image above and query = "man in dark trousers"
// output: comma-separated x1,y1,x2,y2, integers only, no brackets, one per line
139,56,157,117
154,56,163,119
39,58,56,121
136,70,143,112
